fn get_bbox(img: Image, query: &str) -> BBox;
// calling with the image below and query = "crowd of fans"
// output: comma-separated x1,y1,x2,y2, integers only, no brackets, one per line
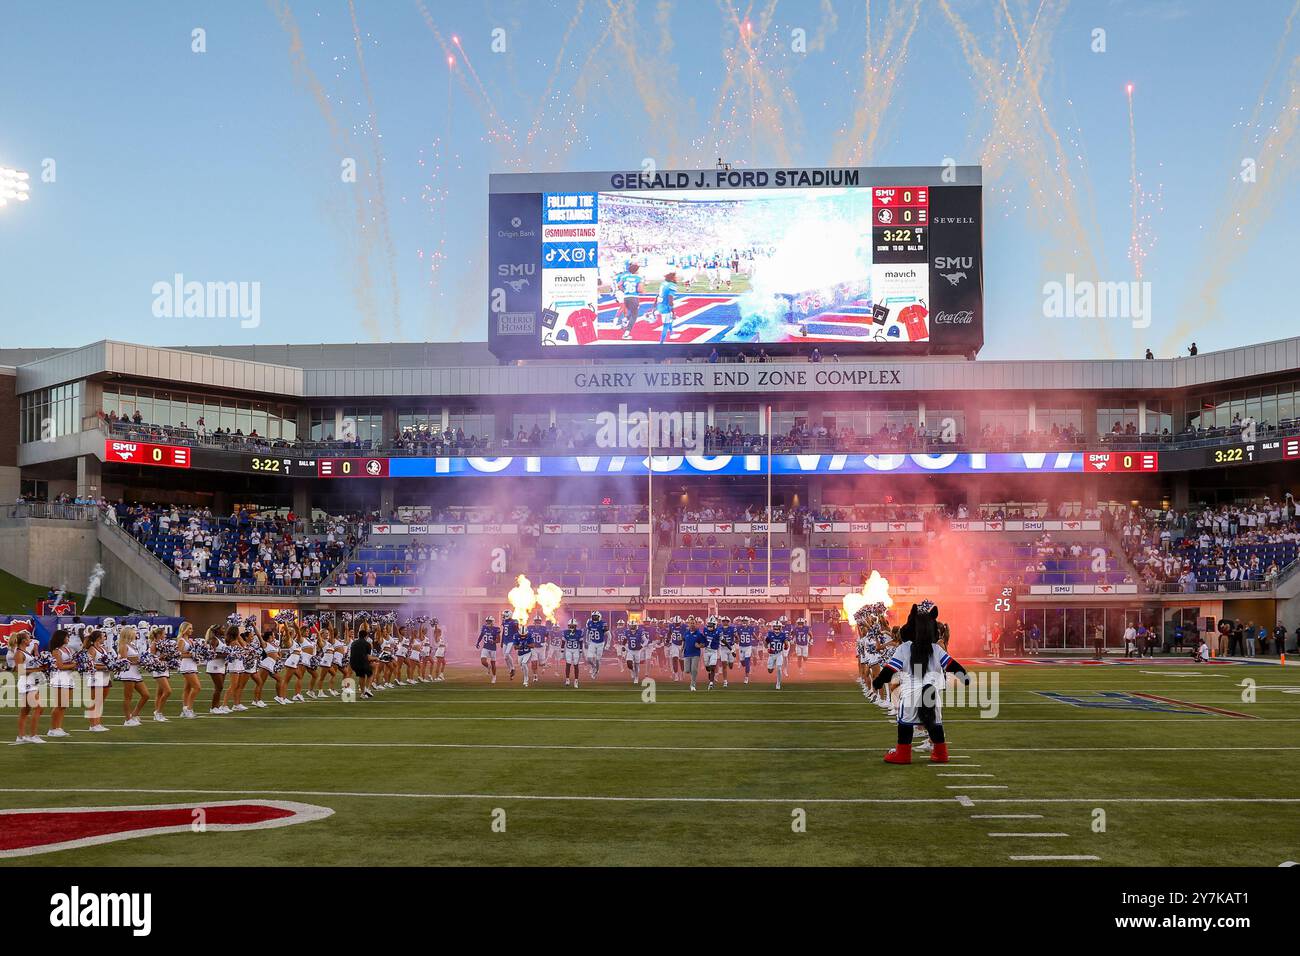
113,503,362,595
1119,498,1300,591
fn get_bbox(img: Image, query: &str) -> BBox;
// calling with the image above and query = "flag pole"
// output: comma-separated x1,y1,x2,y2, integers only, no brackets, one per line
767,404,773,596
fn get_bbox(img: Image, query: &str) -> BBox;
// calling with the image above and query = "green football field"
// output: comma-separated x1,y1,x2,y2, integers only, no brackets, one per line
2,658,1298,866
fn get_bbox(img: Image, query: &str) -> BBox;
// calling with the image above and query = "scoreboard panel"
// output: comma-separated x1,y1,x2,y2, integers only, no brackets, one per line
488,166,984,360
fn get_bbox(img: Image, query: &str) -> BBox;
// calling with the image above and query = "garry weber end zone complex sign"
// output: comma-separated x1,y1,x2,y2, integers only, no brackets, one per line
105,443,1165,477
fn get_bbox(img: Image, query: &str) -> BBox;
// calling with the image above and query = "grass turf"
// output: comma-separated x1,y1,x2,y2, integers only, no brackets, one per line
2,657,1298,866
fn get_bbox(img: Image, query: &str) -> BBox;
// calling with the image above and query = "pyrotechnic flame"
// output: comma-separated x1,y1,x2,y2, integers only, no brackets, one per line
507,574,565,624
535,582,564,623
842,570,893,622
507,574,536,624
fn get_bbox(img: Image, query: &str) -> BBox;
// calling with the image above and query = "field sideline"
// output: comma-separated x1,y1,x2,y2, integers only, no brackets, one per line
2,660,1298,866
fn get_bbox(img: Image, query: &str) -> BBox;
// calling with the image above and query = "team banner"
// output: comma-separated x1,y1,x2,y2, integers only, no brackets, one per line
488,166,983,359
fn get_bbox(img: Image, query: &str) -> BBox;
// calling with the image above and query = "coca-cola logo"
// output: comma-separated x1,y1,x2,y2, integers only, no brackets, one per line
934,310,975,325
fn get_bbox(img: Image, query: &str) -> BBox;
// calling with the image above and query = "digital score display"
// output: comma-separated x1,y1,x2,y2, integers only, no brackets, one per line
103,440,191,469
1084,451,1159,473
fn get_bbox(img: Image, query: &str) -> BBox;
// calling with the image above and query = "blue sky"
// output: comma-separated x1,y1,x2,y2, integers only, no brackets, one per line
1,0,1297,360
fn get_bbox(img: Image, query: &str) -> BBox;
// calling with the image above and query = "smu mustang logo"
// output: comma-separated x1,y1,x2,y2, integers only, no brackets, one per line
0,800,333,858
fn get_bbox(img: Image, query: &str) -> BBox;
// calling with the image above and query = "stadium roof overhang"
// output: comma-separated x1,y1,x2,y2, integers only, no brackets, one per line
10,335,1300,400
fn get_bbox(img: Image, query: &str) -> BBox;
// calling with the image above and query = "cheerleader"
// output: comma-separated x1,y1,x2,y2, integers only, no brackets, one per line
222,624,249,711
282,624,304,702
145,626,174,722
308,626,331,698
243,627,267,708
873,602,970,765
300,625,321,698
263,627,287,705
116,625,150,727
12,627,46,743
46,629,78,738
175,622,202,718
82,630,112,732
325,625,345,697
433,619,447,681
202,625,229,714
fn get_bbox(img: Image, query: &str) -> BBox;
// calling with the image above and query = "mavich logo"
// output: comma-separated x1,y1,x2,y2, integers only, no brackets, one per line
50,886,152,936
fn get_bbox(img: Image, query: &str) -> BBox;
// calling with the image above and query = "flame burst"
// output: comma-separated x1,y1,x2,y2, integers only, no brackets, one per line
506,574,564,624
842,570,893,622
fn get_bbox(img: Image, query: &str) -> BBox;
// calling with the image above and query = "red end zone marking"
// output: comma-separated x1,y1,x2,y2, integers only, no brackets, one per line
1131,692,1257,719
0,800,333,858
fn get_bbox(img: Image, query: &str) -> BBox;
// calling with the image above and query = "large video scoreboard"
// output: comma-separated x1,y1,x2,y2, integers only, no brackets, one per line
488,166,983,360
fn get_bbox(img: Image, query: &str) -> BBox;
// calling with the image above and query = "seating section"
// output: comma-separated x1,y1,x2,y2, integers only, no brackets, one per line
662,546,792,589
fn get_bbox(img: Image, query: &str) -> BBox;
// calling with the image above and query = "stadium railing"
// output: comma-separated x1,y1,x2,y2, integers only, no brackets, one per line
7,500,101,521
95,417,1300,458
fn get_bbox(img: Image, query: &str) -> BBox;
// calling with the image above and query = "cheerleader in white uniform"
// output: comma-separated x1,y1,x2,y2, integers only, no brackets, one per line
262,629,286,705
223,625,250,712
203,625,229,714
12,628,46,743
308,626,331,698
145,626,174,722
284,624,305,702
47,629,78,738
83,630,112,732
248,628,271,708
175,622,201,718
325,626,345,697
404,627,422,684
116,625,150,727
301,626,322,698
433,620,447,681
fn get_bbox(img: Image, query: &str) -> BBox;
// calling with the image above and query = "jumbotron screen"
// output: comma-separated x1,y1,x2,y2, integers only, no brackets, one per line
488,166,983,359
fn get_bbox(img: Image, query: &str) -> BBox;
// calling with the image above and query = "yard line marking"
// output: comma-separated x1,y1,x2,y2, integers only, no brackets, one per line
988,832,1069,838
1130,692,1257,719
971,814,1043,819
125,713,1300,725
1010,855,1100,861
938,773,995,777
946,785,1009,789
952,746,1300,752
955,795,975,807
1,788,1297,807
38,740,899,754
0,787,965,805
929,764,982,767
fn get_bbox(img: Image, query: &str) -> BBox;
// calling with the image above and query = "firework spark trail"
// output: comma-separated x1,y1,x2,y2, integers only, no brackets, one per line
414,0,517,153
524,0,588,150
832,0,923,166
1164,55,1300,350
348,0,404,339
1126,83,1142,279
715,0,799,165
603,0,688,165
941,0,1113,359
269,0,381,340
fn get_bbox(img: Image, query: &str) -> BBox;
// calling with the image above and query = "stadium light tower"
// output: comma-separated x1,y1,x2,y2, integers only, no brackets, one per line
0,166,32,207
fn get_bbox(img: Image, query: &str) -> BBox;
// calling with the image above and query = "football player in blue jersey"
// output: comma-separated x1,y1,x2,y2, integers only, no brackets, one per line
500,609,520,681
562,619,584,687
515,622,535,688
736,615,756,685
624,618,647,683
718,616,736,688
585,611,608,680
526,615,549,686
682,615,704,691
476,615,501,684
667,615,686,681
765,620,789,690
792,618,812,674
701,615,723,690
